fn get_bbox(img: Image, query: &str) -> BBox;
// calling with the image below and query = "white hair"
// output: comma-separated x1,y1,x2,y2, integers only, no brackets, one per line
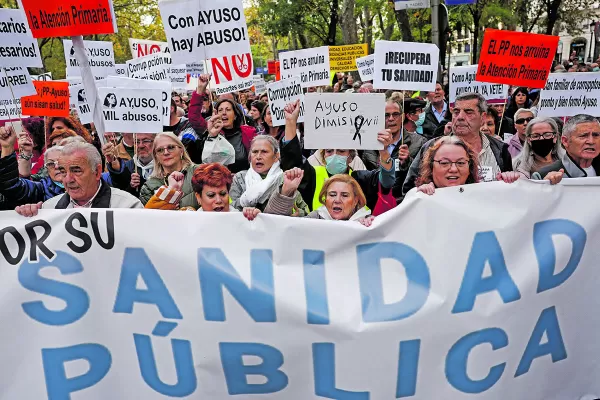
60,142,102,170
562,114,600,138
514,108,536,122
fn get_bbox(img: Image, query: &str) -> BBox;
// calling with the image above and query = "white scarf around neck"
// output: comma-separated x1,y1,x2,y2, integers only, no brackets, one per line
134,156,155,180
315,205,371,221
240,161,283,207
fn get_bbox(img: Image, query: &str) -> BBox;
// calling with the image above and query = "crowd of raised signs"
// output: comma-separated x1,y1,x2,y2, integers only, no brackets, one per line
1,51,599,223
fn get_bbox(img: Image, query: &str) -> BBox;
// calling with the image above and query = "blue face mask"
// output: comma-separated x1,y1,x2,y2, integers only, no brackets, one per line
54,181,64,189
325,154,348,175
594,67,600,72
414,112,426,134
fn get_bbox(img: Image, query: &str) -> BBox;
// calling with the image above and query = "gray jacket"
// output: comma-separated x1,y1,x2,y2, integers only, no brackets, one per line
532,151,600,179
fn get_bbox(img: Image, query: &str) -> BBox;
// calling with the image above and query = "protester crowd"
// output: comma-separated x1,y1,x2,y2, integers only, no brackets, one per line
2,62,599,224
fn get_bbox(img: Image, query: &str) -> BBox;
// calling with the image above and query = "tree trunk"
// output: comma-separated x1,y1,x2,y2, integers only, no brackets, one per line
394,9,414,41
340,0,359,44
327,0,340,45
377,11,395,41
298,33,309,49
472,10,480,64
546,0,562,35
363,7,373,53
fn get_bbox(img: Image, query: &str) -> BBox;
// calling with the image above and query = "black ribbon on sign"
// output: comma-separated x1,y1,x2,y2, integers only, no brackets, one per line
353,115,365,145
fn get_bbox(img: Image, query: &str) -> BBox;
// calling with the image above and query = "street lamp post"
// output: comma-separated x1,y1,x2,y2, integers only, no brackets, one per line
589,21,596,62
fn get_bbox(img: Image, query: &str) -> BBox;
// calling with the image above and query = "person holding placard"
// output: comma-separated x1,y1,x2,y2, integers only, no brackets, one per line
513,117,565,179
104,133,155,197
508,108,535,158
401,93,514,196
533,114,600,182
139,133,199,208
280,100,395,212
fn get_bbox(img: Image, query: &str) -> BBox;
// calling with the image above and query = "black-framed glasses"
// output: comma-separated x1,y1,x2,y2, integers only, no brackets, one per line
385,112,402,119
528,132,555,140
515,117,534,125
433,159,469,169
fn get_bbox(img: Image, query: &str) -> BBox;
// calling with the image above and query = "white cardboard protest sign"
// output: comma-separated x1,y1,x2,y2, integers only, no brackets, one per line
63,40,116,80
187,61,206,76
126,52,171,80
115,64,127,76
69,83,94,124
158,0,251,65
208,53,254,95
538,72,600,117
373,40,438,91
304,92,384,149
394,0,431,9
449,65,508,106
128,38,170,59
0,67,36,100
169,64,188,89
266,76,305,127
98,87,163,133
3,179,600,398
105,76,172,126
31,72,53,81
280,46,331,88
356,54,375,82
0,8,43,68
253,75,266,95
0,98,25,119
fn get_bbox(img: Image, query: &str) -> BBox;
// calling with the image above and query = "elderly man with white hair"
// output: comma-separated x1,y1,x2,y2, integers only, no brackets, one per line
15,142,142,216
533,114,600,184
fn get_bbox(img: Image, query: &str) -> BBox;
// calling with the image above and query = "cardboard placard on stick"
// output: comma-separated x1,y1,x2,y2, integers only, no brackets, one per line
266,76,305,127
279,46,331,88
1,67,36,100
0,8,43,68
329,44,368,72
373,40,438,91
476,29,558,89
21,81,69,117
63,39,116,80
98,87,163,133
105,76,172,125
304,93,385,150
129,38,169,59
538,72,600,117
126,52,171,80
356,54,375,82
449,65,508,106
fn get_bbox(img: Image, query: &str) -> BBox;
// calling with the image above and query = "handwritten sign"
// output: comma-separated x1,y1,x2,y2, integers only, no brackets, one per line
476,29,558,89
373,40,438,91
266,76,305,127
21,81,69,117
449,65,508,106
304,92,385,150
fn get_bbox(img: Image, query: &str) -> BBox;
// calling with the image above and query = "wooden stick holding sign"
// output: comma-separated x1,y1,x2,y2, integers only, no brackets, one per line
496,98,507,139
2,68,25,128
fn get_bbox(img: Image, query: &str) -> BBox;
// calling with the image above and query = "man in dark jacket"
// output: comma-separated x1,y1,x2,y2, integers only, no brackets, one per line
0,127,64,209
421,82,450,140
362,99,426,171
104,133,155,197
533,114,600,182
397,92,513,197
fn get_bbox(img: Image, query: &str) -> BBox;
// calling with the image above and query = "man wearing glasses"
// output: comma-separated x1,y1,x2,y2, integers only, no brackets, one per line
534,114,600,183
0,126,65,209
508,108,535,158
104,133,155,197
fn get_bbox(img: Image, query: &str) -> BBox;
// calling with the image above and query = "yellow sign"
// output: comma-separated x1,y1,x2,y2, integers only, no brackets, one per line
329,44,368,72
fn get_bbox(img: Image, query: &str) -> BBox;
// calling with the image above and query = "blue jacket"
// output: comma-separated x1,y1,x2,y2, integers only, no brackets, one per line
0,153,113,209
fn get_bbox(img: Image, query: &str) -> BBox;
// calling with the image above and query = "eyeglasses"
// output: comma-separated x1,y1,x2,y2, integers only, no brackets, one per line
135,139,154,146
515,117,534,125
433,159,469,169
385,112,402,119
528,132,555,140
155,145,180,154
45,161,58,169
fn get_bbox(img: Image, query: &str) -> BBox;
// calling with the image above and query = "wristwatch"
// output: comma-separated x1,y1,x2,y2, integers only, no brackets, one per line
380,156,392,164
18,153,33,161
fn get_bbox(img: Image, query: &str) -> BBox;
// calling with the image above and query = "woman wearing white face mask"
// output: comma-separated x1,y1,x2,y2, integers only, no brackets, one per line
279,100,396,212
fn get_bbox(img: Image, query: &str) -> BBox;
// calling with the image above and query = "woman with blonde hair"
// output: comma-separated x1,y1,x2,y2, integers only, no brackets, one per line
139,132,199,208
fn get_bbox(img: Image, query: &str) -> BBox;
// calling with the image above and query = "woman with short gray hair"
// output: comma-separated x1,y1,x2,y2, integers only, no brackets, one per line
513,116,565,178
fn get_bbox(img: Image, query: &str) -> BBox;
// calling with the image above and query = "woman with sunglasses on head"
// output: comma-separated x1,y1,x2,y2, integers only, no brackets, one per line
139,133,200,208
513,117,565,178
414,136,520,196
508,108,535,158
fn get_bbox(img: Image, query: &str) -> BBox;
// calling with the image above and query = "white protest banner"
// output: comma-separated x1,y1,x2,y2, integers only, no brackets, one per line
106,76,172,125
280,46,331,88
208,53,254,95
0,67,36,100
394,0,431,9
449,65,508,106
98,87,163,133
356,54,375,82
31,72,53,81
168,64,188,89
253,75,266,95
128,38,170,58
0,98,25,119
2,179,600,398
126,52,171,80
538,72,600,117
69,83,94,124
115,64,127,76
0,8,43,68
304,92,384,149
373,40,438,91
266,76,305,126
63,39,116,80
158,0,251,65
